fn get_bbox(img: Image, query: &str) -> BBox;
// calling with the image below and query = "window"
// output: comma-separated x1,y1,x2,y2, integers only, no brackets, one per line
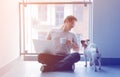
38,5,47,21
73,4,83,22
19,1,93,54
55,5,64,26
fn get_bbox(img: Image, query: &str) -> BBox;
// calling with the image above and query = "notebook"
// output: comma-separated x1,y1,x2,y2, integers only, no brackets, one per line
33,39,54,54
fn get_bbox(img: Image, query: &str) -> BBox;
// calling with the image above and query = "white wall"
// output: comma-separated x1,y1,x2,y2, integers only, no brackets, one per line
93,0,120,58
0,0,19,68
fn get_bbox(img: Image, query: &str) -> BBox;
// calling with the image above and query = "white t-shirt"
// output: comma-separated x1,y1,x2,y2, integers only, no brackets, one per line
47,29,78,55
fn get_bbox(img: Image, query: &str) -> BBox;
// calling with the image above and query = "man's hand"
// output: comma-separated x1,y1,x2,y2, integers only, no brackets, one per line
66,39,79,51
66,39,72,46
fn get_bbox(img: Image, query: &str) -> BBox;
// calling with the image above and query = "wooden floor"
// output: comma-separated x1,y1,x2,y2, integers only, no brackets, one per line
1,58,120,77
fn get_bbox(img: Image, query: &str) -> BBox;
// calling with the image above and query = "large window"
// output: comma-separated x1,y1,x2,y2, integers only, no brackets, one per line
19,0,93,55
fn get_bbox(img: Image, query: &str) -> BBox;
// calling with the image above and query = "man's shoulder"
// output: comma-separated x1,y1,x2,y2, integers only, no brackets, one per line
52,28,60,32
50,28,60,33
69,31,76,36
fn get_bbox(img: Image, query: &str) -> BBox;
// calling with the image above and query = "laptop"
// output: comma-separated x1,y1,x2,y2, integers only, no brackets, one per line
33,39,54,54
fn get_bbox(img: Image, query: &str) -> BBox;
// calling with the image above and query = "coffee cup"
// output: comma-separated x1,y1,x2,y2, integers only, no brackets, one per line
60,38,67,45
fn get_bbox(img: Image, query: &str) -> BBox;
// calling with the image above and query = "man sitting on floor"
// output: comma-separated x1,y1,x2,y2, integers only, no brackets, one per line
38,15,80,72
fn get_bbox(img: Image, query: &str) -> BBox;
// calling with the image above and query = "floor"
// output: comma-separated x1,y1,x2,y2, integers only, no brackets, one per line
1,59,120,77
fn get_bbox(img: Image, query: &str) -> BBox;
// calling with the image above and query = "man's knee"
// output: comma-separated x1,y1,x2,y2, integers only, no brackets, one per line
37,53,46,63
71,53,80,61
37,54,42,63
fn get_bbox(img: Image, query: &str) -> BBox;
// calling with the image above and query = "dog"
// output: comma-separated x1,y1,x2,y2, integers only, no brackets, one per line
87,43,102,72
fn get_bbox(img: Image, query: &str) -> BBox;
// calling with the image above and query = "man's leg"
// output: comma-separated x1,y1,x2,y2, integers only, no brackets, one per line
53,53,80,71
38,53,66,72
38,53,65,66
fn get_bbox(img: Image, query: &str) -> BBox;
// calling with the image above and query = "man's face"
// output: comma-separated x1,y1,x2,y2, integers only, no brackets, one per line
66,20,75,31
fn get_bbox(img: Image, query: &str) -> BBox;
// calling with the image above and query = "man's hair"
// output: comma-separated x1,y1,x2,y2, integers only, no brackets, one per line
64,15,77,23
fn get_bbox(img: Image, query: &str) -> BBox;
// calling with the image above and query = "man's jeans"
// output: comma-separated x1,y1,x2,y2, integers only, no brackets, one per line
38,53,80,71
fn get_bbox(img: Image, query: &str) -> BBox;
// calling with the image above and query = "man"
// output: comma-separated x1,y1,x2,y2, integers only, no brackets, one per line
38,15,80,72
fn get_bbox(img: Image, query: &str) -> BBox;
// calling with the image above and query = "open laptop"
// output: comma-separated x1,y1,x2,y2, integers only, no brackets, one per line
33,39,54,54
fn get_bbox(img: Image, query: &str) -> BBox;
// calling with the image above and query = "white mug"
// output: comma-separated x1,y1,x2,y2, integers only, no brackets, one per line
60,37,67,45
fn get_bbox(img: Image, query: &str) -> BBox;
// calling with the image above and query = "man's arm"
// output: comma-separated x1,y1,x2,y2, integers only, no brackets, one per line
46,31,52,40
66,34,79,52
46,33,51,40
71,42,79,51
